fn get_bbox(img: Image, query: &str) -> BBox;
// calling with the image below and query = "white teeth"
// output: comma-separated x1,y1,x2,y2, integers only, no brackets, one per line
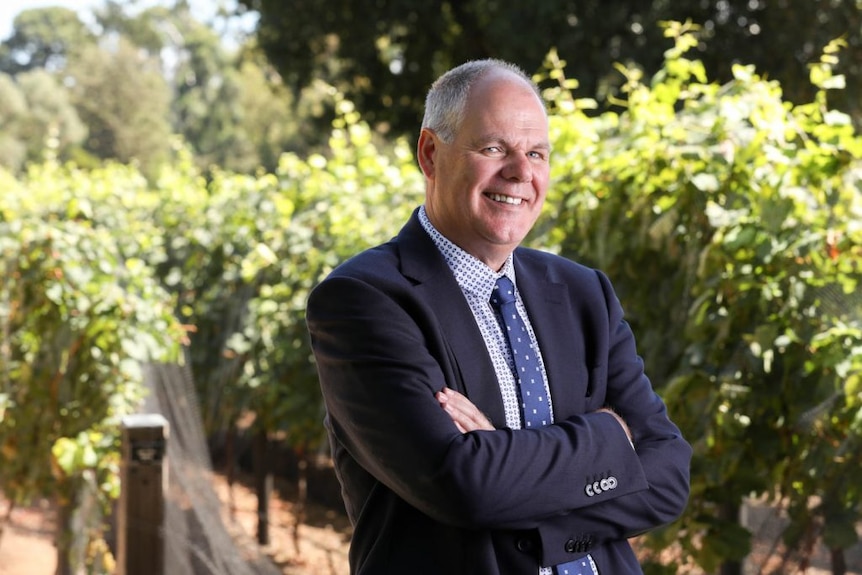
488,193,523,205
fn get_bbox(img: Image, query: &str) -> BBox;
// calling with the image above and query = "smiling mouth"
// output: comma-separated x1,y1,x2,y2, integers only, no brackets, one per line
487,193,523,206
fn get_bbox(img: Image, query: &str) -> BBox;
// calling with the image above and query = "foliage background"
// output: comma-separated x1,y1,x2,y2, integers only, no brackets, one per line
242,0,862,141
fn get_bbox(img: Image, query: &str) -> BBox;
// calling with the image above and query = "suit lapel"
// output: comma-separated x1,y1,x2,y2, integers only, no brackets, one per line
398,212,508,427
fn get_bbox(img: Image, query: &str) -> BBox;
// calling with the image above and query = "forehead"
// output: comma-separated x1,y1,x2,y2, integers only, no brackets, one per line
470,69,540,100
459,72,549,142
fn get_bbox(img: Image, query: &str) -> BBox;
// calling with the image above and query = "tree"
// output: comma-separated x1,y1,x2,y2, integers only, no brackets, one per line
94,1,324,174
0,70,87,172
102,1,257,171
15,70,87,163
67,37,172,179
233,48,334,171
238,0,862,139
0,74,28,171
0,1,332,175
0,7,96,74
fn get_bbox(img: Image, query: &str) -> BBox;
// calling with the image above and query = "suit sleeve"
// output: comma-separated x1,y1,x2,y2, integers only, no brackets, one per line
306,272,663,531
532,270,692,566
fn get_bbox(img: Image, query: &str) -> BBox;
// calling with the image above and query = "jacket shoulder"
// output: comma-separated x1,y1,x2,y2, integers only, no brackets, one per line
515,246,602,283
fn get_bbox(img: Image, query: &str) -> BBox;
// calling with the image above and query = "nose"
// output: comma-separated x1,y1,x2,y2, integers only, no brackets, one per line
501,153,532,183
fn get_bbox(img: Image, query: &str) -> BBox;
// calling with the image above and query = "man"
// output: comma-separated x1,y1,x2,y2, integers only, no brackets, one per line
306,59,692,574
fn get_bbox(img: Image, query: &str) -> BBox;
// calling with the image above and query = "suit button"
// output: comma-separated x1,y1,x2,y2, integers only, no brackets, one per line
516,537,535,553
564,539,577,553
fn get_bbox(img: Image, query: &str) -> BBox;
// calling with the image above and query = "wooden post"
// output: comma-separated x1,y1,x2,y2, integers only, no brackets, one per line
253,426,271,546
117,414,168,575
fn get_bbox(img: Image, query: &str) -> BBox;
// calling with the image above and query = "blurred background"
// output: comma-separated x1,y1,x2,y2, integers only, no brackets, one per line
0,2,861,574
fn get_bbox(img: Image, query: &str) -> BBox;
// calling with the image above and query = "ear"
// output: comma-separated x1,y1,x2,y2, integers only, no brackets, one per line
416,128,439,179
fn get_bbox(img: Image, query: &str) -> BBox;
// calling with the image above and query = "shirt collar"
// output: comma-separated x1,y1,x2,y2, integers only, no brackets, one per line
418,205,516,300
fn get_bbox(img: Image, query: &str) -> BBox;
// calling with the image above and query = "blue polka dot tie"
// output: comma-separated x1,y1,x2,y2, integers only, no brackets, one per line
554,559,595,575
491,277,596,575
489,277,550,428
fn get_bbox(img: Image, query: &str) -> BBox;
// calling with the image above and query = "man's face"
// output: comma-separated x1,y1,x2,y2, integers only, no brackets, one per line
419,71,551,271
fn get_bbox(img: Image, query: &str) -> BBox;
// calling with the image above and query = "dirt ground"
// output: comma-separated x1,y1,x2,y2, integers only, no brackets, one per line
1,482,860,575
213,473,352,575
0,497,57,575
0,474,351,575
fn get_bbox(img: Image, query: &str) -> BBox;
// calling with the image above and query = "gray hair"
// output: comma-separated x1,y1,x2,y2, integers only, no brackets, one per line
421,59,544,143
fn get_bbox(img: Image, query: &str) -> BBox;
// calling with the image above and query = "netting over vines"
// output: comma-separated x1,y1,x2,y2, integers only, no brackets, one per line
142,361,281,575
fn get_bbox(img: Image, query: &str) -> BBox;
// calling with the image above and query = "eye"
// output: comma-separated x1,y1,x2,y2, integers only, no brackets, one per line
528,150,547,160
484,146,504,154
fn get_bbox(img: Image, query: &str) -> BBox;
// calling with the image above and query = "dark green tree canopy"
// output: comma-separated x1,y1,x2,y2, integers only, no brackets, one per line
239,0,862,138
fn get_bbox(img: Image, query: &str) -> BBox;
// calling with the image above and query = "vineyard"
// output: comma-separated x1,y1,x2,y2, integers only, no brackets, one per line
1,28,861,574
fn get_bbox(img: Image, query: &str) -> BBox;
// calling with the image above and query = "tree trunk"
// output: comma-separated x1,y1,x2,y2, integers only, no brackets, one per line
253,426,271,546
292,449,308,556
830,547,847,575
226,423,236,488
225,423,237,520
719,501,743,575
719,557,743,575
54,484,74,575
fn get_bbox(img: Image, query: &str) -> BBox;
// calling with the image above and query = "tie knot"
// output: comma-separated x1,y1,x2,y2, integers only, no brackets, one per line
490,276,516,307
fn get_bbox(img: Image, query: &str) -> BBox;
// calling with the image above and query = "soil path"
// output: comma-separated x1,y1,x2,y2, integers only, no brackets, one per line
0,499,57,575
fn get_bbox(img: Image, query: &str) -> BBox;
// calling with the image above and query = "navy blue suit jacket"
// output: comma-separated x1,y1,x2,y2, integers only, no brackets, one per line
306,209,692,574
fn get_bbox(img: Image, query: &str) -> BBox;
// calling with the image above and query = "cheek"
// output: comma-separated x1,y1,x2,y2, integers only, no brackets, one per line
463,158,498,183
534,169,551,197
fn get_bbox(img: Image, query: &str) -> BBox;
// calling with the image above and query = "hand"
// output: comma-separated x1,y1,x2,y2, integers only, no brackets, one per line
436,387,495,433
